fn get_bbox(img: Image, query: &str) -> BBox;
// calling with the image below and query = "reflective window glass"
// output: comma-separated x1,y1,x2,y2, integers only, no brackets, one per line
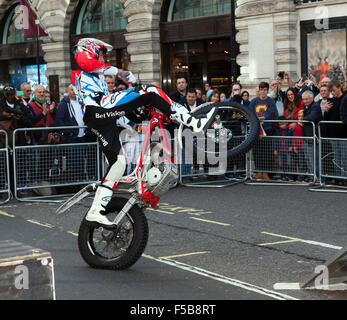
170,0,231,21
78,0,127,34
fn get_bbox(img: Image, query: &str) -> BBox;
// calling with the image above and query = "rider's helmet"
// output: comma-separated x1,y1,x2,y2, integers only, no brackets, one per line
73,38,113,60
73,38,113,73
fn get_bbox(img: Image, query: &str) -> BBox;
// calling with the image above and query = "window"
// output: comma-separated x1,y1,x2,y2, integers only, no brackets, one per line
76,0,127,35
301,17,347,86
2,4,28,44
167,0,231,22
166,39,232,92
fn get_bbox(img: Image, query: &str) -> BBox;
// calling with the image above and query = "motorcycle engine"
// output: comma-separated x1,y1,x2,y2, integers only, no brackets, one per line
147,167,162,186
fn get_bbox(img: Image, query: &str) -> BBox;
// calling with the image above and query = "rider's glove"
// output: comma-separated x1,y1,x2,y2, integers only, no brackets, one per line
119,71,136,85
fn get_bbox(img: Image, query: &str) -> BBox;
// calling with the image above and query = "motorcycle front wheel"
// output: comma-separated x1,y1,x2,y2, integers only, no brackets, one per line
78,197,148,270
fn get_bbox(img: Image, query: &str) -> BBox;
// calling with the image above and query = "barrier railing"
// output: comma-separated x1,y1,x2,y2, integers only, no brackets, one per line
0,130,11,204
179,135,248,188
247,120,317,186
12,126,101,202
310,121,347,193
1,121,346,203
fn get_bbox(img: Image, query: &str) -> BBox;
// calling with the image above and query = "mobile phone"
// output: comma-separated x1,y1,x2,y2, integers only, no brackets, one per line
327,98,334,103
17,91,24,96
301,74,308,81
278,72,284,79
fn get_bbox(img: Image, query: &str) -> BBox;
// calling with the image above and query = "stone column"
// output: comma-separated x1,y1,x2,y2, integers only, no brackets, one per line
235,0,298,95
122,0,161,84
29,0,72,97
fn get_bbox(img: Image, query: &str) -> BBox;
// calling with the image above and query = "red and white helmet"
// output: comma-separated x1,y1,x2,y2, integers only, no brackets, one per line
73,38,113,60
73,38,118,74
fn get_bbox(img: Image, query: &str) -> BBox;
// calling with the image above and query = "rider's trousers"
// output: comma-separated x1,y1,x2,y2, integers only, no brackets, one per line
83,91,173,167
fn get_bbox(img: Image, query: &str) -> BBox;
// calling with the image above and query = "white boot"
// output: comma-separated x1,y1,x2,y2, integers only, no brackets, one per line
170,102,218,133
85,155,126,228
85,186,114,227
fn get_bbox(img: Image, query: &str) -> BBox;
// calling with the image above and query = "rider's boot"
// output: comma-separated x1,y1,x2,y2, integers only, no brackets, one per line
85,155,126,229
170,102,218,133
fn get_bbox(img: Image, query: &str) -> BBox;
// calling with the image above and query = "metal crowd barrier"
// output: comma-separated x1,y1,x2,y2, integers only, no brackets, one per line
0,130,10,204
12,126,101,202
247,120,317,186
2,120,347,203
310,121,347,193
179,135,248,188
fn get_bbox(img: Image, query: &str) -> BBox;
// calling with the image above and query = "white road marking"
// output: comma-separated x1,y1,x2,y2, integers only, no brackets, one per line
159,251,210,259
261,232,343,250
143,254,298,300
300,240,342,251
273,282,302,290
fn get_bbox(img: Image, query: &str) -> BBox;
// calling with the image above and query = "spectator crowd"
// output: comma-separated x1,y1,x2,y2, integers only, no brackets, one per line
0,71,347,197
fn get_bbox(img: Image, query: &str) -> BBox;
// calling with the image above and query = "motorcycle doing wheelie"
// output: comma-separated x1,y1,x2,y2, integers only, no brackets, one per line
56,86,260,270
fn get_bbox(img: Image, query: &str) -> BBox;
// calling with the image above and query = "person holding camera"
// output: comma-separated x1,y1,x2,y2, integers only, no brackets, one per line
0,85,32,147
0,85,32,196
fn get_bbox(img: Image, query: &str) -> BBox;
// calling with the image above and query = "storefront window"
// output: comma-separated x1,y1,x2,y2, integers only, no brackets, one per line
76,0,127,35
301,18,347,86
8,60,48,89
168,39,232,92
168,0,231,22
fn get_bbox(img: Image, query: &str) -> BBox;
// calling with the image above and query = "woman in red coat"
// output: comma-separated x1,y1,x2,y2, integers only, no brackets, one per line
283,88,304,129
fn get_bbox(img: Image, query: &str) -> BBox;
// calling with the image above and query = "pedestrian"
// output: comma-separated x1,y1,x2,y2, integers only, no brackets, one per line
323,80,347,180
292,110,305,182
0,85,32,196
28,85,56,145
105,75,116,94
249,81,279,180
283,88,304,128
302,90,323,182
273,116,294,181
169,76,188,102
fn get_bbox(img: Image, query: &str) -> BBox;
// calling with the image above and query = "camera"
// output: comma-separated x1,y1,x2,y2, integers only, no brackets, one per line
278,71,284,79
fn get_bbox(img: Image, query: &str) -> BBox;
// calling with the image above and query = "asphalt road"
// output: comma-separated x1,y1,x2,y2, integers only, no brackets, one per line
1,183,347,301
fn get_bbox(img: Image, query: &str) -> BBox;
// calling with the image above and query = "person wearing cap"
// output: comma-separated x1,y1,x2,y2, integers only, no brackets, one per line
0,85,32,197
0,85,32,146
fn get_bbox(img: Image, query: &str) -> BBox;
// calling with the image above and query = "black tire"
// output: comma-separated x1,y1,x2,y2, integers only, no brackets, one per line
78,197,148,270
183,101,260,159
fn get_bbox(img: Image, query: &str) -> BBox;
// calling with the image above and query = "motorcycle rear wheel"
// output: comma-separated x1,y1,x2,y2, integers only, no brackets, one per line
178,101,260,159
78,197,148,270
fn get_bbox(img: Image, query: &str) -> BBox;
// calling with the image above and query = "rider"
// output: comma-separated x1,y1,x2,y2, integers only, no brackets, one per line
74,38,217,228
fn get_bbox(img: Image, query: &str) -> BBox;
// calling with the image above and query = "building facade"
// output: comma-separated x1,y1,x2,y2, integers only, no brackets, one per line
0,0,346,99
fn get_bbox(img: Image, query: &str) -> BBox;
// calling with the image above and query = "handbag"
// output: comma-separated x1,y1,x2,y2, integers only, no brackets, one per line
0,120,13,132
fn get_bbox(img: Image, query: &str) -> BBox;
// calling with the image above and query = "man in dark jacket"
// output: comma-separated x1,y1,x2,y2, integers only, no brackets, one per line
323,81,347,178
0,85,32,195
55,84,85,143
302,90,322,181
179,88,203,112
0,85,32,147
340,89,347,125
55,85,86,183
169,76,188,103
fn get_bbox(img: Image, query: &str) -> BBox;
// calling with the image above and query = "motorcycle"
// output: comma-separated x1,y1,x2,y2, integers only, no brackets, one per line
56,85,260,270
